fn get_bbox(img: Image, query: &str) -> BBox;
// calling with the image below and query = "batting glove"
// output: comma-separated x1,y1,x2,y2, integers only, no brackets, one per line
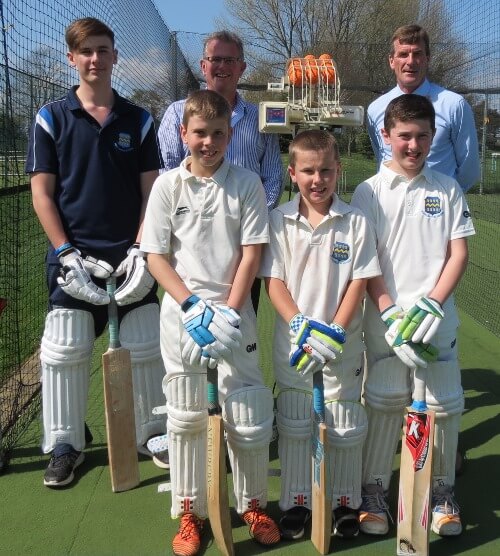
382,305,438,369
307,321,346,362
57,245,110,305
114,244,155,306
181,296,242,368
398,297,444,344
289,315,345,376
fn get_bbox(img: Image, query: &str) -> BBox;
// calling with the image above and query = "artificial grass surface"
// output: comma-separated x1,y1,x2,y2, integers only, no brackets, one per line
1,308,499,555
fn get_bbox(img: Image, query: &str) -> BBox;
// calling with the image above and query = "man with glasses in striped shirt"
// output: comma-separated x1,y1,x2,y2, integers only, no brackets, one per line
158,31,283,311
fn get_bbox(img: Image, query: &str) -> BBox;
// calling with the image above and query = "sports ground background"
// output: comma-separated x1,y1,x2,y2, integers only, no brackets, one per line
1,1,499,554
1,300,499,556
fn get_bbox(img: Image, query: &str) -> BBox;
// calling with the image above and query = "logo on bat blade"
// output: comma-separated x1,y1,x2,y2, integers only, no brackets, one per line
405,412,431,471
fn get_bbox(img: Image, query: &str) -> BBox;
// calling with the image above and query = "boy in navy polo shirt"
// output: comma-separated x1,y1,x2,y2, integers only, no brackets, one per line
25,17,167,487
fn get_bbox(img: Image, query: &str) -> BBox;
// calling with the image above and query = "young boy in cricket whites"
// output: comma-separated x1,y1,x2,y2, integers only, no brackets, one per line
260,130,381,540
141,89,280,556
351,94,475,537
25,17,168,487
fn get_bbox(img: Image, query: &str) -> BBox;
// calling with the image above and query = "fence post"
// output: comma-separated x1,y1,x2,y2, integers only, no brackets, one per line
480,93,488,195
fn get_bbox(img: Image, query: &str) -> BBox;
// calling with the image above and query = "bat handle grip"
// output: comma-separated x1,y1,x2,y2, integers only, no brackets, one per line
412,366,427,411
106,277,120,349
207,366,219,414
313,371,325,423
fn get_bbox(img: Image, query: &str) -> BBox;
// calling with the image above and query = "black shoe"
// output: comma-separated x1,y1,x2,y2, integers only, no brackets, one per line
279,506,311,540
333,506,359,538
44,444,84,487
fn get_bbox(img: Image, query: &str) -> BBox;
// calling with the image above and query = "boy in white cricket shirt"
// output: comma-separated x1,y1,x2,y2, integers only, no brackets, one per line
351,94,475,538
140,90,280,556
260,130,381,540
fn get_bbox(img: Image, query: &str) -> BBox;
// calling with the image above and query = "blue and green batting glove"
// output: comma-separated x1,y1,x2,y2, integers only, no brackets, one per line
306,321,345,362
398,297,444,344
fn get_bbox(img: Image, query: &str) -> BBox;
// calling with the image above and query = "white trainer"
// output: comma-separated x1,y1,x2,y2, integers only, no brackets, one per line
359,484,391,535
432,486,462,536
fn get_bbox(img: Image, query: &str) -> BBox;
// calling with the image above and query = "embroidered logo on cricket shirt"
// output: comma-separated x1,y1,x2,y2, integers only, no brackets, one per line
175,206,190,215
114,132,133,151
422,196,443,217
331,241,350,264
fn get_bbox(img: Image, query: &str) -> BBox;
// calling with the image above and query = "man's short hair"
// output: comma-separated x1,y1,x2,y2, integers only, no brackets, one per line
203,30,244,60
384,94,436,132
182,90,232,127
65,17,114,51
288,130,340,167
390,24,430,57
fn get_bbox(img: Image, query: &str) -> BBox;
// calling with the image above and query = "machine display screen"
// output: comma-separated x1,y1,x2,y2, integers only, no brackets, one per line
266,107,286,124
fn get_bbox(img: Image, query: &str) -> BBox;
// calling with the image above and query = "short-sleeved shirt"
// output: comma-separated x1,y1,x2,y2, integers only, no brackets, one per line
260,193,381,359
141,157,269,302
351,163,476,329
367,79,480,192
25,86,162,268
157,93,283,209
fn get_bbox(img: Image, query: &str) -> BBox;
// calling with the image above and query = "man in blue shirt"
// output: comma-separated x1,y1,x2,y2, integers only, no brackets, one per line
367,24,480,193
26,17,167,487
158,31,283,210
158,31,283,312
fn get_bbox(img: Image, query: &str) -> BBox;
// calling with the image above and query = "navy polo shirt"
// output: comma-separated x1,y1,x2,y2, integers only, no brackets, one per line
26,86,163,268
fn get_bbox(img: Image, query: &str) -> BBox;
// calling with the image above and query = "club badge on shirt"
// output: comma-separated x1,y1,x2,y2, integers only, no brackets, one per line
115,132,133,152
423,196,443,218
331,241,350,264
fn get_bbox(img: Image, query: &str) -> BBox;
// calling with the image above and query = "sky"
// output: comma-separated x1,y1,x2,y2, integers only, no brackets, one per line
154,0,226,33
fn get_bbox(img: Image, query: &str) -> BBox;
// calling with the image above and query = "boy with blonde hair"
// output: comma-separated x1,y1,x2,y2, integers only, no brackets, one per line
141,89,280,556
260,130,381,540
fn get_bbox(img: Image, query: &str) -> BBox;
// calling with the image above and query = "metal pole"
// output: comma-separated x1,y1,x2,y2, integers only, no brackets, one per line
480,93,488,195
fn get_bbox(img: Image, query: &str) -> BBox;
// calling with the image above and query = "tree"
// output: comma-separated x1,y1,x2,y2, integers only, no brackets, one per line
130,88,169,124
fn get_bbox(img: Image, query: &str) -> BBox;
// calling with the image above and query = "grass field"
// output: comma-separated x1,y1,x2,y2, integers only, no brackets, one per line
0,298,499,556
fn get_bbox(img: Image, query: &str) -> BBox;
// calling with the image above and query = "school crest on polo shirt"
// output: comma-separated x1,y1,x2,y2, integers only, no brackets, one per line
423,196,443,217
114,132,133,152
331,241,350,264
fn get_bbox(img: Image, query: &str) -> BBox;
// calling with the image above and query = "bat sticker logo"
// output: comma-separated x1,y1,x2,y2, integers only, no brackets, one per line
405,412,431,472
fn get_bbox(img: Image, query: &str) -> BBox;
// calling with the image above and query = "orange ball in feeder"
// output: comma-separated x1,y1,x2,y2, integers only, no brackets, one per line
319,53,335,83
287,58,303,85
304,54,319,85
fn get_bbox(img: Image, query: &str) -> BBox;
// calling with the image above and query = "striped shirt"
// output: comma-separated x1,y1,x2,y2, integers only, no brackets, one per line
157,93,283,209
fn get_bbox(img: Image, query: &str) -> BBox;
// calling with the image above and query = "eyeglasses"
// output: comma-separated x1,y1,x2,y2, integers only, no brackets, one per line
204,56,241,66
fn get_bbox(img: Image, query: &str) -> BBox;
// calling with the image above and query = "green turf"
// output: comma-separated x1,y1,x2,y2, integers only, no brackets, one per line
1,305,499,556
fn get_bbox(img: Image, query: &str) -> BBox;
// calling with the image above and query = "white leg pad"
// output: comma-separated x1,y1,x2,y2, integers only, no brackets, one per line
325,400,368,509
120,304,166,446
276,389,312,510
223,385,274,514
424,360,464,488
41,309,94,453
362,356,410,490
165,373,208,518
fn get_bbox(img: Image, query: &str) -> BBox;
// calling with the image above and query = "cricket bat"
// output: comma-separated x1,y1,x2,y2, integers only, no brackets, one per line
206,366,234,556
311,370,332,554
102,276,140,492
397,366,435,555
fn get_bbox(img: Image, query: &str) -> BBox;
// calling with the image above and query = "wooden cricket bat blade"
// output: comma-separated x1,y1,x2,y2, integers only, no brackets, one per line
396,407,435,555
207,413,234,556
102,346,140,492
311,422,332,555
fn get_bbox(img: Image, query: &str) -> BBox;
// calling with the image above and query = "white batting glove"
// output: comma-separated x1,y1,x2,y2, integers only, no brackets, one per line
181,296,242,368
398,297,444,344
381,305,438,369
113,244,155,306
57,245,110,305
